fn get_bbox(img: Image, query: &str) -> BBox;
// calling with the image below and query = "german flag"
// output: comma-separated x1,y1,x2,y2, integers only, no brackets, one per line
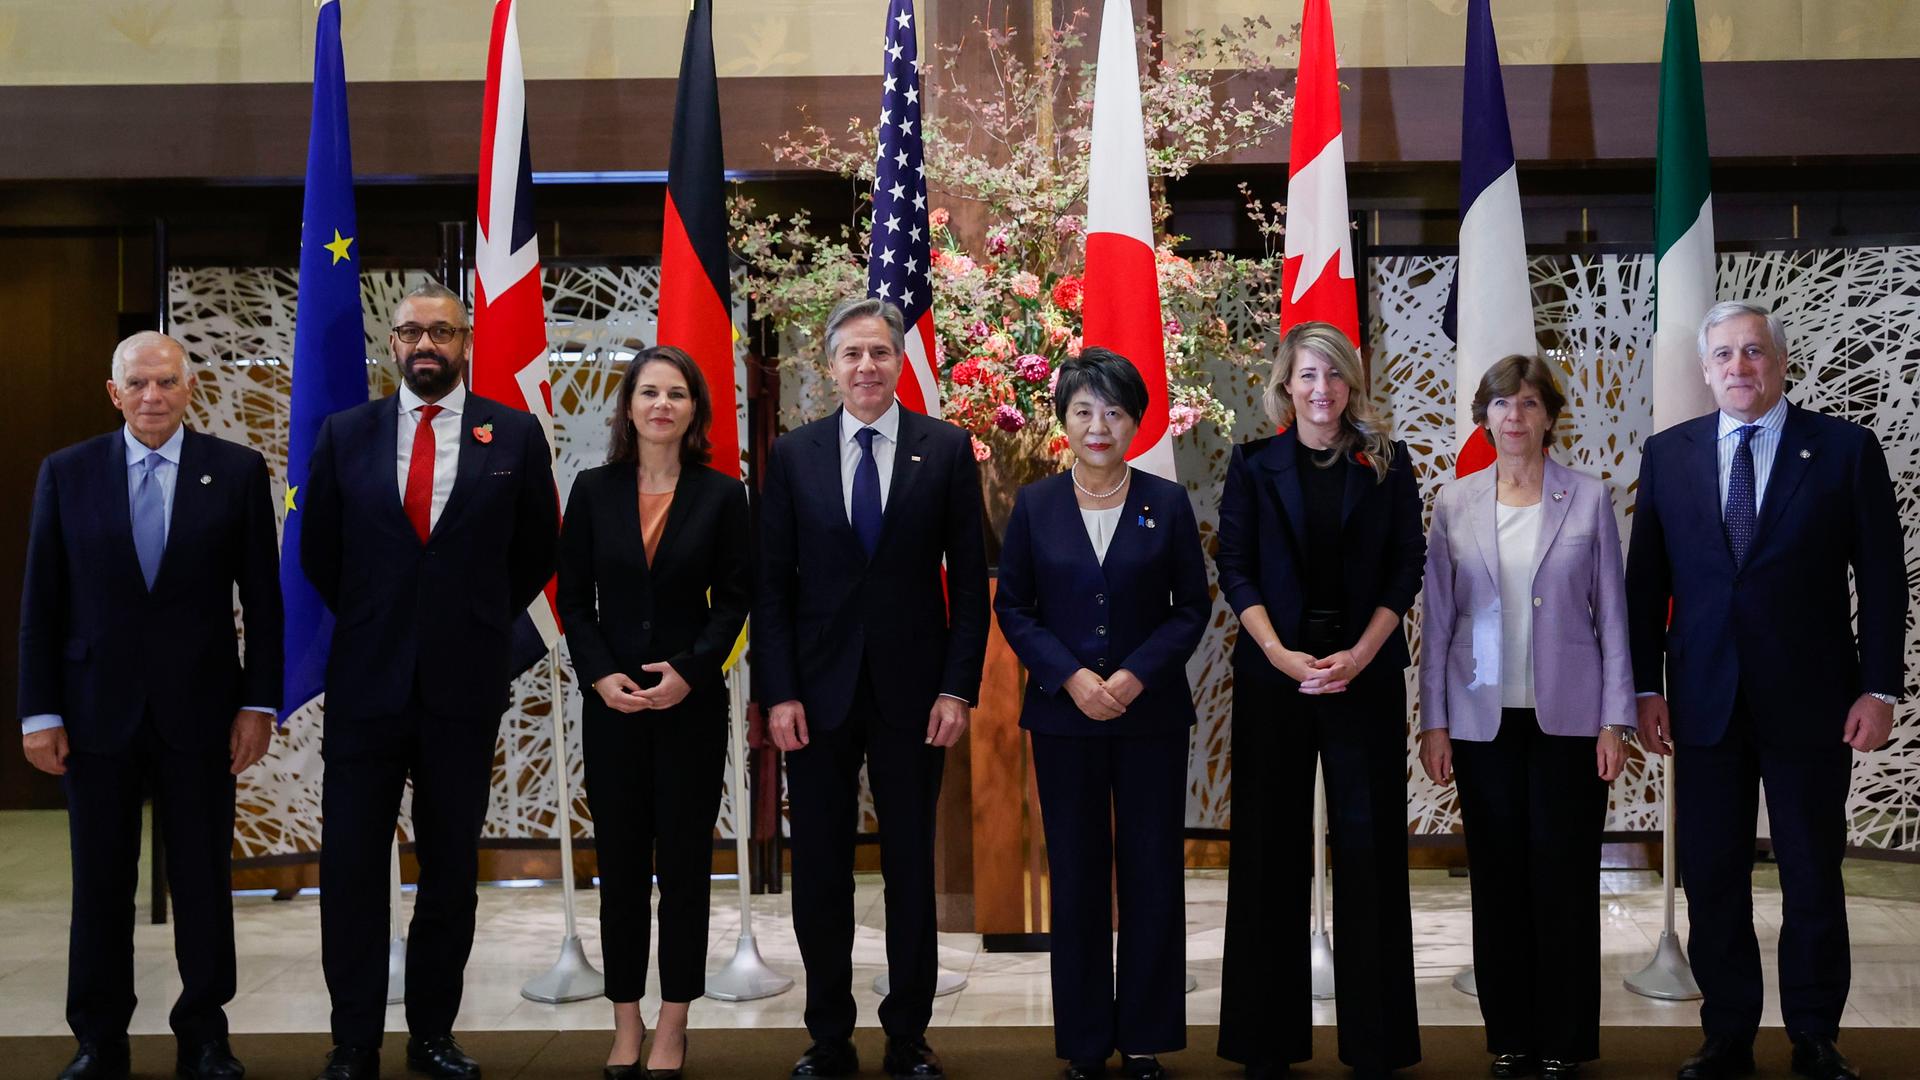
658,0,739,478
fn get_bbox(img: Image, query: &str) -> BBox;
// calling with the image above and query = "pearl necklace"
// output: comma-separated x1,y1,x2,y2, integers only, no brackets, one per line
1072,463,1130,499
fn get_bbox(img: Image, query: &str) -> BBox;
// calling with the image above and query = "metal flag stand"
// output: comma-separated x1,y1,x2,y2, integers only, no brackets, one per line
1625,755,1701,1000
522,649,606,1003
386,837,406,1004
1310,761,1335,1000
706,662,796,1001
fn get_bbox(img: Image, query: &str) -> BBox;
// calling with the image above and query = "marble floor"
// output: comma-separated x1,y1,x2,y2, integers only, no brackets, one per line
1,810,1917,1037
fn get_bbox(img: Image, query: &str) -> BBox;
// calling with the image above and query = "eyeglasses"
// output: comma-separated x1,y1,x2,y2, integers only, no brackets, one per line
392,324,468,344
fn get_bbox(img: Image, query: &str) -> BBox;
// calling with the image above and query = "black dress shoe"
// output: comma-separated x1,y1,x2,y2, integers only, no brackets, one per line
1677,1036,1755,1080
647,1031,686,1080
1539,1060,1580,1079
314,1045,379,1080
603,1066,641,1080
407,1034,481,1080
1244,1063,1289,1080
1789,1033,1860,1080
792,1038,860,1078
882,1037,945,1079
1065,1061,1106,1080
1491,1053,1537,1078
58,1039,130,1080
177,1038,246,1079
1120,1056,1168,1080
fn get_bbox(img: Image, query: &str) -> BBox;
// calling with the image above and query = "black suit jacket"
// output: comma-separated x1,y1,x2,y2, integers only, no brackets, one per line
557,462,751,697
301,392,558,726
993,469,1209,736
1625,404,1906,747
19,428,282,755
754,407,991,731
1214,430,1427,687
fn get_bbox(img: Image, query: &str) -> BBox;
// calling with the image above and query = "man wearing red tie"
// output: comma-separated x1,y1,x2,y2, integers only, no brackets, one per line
300,282,557,1080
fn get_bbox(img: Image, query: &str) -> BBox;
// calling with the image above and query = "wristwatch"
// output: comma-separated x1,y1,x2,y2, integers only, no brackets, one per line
1601,724,1637,746
1868,692,1900,707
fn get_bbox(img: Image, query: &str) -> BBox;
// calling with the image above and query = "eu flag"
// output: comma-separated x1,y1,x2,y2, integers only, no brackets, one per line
283,0,367,716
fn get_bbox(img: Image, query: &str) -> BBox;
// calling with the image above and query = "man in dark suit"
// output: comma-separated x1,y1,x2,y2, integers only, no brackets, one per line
300,282,557,1080
1627,301,1906,1080
19,331,281,1080
757,297,990,1080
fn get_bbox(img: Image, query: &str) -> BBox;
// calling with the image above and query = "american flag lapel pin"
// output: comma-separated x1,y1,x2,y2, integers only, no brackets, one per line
199,474,213,485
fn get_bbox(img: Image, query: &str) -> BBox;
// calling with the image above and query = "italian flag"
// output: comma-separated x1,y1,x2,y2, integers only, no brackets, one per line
1652,0,1716,433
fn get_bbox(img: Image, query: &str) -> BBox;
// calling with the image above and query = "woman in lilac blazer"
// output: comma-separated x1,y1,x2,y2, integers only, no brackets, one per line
1417,354,1635,1080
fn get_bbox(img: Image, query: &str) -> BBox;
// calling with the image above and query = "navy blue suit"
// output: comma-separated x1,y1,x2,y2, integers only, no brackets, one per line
1625,403,1906,1041
1213,431,1426,1073
300,390,558,1047
19,427,282,1045
994,469,1208,1061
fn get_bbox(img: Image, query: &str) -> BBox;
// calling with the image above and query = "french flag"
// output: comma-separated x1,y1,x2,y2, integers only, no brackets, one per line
1280,0,1358,345
1445,0,1535,477
1082,0,1173,481
473,0,561,668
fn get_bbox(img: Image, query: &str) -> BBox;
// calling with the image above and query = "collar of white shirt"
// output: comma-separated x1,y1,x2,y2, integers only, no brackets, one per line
1716,395,1788,441
398,379,467,419
840,399,901,447
122,423,185,466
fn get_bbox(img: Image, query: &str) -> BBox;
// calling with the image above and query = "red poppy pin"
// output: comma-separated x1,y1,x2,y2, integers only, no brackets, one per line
473,422,494,445
1355,451,1371,467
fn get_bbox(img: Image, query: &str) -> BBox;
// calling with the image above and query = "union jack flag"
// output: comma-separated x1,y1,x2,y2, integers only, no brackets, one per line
868,0,941,416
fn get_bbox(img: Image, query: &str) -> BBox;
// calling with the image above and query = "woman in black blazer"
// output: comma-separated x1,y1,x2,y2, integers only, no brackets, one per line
1214,322,1427,1079
557,345,750,1080
994,349,1210,1080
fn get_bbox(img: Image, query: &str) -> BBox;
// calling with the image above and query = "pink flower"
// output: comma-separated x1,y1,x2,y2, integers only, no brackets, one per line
1047,365,1062,396
971,435,992,461
1065,335,1083,356
1010,271,1042,300
930,207,952,228
1053,215,1083,237
1051,275,1084,313
944,252,977,275
1163,316,1183,337
933,336,947,368
984,332,1015,361
1167,402,1202,437
966,320,991,342
1047,321,1072,346
986,231,1010,256
1014,353,1050,382
993,404,1027,433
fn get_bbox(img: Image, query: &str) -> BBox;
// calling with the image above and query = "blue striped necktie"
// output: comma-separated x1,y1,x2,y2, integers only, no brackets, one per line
1725,425,1758,567
132,451,166,588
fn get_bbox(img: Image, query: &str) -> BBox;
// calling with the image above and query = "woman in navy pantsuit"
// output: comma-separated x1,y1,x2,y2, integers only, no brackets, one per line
1215,322,1427,1079
994,348,1210,1080
557,346,751,1080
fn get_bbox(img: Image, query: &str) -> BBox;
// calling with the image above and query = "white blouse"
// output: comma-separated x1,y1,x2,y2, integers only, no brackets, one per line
1496,500,1542,709
1080,505,1125,564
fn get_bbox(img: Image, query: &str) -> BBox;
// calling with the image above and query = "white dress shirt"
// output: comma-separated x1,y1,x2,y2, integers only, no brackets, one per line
1080,505,1124,564
396,381,466,533
1495,500,1542,709
1716,395,1789,516
22,424,272,735
839,399,900,524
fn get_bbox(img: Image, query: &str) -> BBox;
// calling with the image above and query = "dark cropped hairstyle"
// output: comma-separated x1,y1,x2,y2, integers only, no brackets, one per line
1471,353,1567,449
1052,346,1149,425
606,345,715,466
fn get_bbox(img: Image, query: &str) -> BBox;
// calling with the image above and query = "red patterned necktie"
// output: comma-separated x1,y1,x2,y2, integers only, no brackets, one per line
403,404,444,543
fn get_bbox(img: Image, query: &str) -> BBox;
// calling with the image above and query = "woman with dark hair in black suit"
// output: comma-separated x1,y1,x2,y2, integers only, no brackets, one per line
994,348,1210,1080
1215,322,1427,1079
557,345,750,1079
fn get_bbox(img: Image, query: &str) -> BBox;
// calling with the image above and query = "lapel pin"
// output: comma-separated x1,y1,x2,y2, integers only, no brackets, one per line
911,455,923,462
1551,490,1565,501
199,474,212,485
473,422,494,445
1800,449,1811,459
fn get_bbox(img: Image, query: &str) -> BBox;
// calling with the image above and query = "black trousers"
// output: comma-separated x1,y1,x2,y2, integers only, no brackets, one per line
64,720,237,1045
784,676,946,1042
1677,696,1853,1042
319,693,497,1048
1031,728,1188,1062
1451,708,1608,1061
1219,671,1421,1072
581,690,729,1004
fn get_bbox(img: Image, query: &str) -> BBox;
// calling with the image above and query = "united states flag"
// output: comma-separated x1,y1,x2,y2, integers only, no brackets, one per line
868,0,940,417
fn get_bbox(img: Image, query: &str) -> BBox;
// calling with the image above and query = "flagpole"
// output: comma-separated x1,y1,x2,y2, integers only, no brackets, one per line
705,659,795,1001
521,647,605,1003
386,836,405,1004
1625,756,1701,999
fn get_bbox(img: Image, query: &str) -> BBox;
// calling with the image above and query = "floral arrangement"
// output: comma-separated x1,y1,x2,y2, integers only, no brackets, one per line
729,8,1298,510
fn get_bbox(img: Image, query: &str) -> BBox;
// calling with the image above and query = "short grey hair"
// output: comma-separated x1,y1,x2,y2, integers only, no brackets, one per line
823,296,906,357
110,330,190,385
393,279,469,326
1698,300,1789,359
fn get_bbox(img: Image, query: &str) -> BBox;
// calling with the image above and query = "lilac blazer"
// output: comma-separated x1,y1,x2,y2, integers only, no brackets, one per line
1418,457,1635,741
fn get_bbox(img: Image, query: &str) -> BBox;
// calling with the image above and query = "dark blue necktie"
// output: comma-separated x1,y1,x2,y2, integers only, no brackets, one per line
851,427,883,556
132,451,166,588
1725,424,1758,568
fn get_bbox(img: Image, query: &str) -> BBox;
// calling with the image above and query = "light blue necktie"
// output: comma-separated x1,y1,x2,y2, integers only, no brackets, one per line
132,451,166,588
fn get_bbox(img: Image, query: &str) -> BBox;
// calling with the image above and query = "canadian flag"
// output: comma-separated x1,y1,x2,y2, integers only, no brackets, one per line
1280,0,1359,344
1082,0,1173,481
